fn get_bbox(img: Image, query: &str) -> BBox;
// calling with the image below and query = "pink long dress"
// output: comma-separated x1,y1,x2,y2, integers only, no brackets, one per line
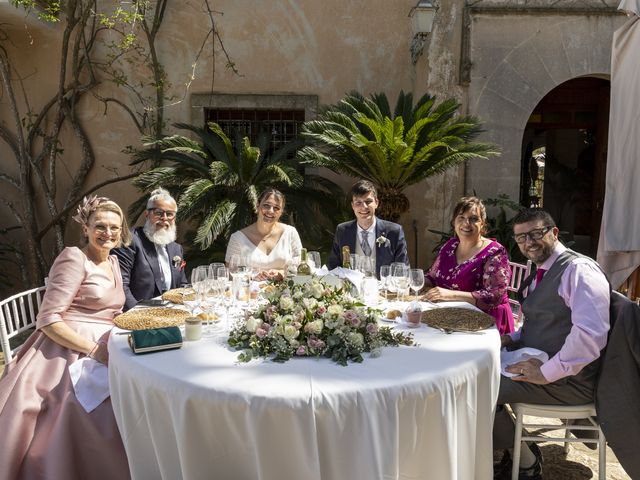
426,237,514,335
0,247,130,480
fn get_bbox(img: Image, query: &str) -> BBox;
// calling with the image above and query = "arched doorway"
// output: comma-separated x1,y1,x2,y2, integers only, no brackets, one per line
520,77,610,258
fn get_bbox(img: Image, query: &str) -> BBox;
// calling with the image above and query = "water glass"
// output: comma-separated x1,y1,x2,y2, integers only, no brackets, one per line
349,254,360,271
358,256,375,278
409,268,425,300
307,251,322,271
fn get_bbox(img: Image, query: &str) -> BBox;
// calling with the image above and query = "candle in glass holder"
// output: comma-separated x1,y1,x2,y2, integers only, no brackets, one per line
184,317,202,341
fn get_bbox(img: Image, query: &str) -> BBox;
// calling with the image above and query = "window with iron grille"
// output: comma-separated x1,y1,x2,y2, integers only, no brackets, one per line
204,108,305,155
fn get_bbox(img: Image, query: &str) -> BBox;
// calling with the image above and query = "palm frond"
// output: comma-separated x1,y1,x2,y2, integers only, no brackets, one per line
194,201,237,248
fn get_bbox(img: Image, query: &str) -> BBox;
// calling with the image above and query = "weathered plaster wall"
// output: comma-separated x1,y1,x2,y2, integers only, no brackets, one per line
0,0,628,275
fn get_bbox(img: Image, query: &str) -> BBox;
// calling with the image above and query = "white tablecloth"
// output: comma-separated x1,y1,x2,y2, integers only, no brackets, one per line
109,320,500,480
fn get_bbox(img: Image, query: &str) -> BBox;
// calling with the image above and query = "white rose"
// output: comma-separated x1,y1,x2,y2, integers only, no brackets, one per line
302,297,318,310
310,282,324,299
327,304,343,316
283,325,300,340
304,319,323,335
280,296,295,311
245,316,263,333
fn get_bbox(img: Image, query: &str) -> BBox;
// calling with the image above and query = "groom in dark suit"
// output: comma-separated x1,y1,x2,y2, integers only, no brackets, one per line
328,180,409,276
113,188,188,310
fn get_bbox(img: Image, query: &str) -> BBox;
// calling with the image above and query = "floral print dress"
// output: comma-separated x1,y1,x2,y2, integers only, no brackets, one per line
426,237,514,335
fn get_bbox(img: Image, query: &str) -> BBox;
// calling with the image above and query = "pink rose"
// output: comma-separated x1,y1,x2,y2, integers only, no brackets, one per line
308,337,326,350
256,327,268,338
366,322,378,335
296,346,308,356
316,306,326,315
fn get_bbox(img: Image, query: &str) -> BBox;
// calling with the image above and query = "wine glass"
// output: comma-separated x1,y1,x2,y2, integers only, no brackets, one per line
409,268,425,300
379,265,391,301
208,262,224,280
216,266,233,330
184,265,207,317
391,264,410,302
228,254,244,273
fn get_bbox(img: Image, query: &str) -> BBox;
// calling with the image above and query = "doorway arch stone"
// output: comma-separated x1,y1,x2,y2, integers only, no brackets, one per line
465,10,625,202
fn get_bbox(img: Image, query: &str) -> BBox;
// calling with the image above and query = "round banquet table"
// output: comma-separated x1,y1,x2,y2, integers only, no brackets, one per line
109,319,500,480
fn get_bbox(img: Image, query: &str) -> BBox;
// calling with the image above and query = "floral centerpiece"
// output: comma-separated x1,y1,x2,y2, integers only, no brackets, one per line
228,278,415,366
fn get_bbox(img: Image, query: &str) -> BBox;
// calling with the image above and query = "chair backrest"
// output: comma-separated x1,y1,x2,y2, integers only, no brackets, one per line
507,260,532,327
0,286,46,363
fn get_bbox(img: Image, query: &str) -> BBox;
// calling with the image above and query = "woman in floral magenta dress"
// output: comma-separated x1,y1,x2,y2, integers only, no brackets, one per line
0,197,132,480
424,197,514,335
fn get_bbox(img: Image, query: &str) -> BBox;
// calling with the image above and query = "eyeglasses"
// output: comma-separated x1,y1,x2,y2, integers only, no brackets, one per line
148,208,176,220
94,225,121,235
455,215,481,225
513,226,553,244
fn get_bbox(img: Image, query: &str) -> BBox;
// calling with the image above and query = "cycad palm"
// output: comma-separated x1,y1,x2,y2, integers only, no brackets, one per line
299,91,499,221
132,122,343,253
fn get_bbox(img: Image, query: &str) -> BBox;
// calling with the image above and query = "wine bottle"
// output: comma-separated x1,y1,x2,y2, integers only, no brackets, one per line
342,246,351,269
297,248,312,275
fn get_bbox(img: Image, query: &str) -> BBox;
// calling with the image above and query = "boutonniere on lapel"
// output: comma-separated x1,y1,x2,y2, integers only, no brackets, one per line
376,234,390,248
173,256,186,271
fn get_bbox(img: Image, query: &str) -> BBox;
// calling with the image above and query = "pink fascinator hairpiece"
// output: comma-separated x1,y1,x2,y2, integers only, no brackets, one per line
72,195,109,225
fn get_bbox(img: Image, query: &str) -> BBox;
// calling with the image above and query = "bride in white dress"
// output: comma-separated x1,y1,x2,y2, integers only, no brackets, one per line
225,188,302,280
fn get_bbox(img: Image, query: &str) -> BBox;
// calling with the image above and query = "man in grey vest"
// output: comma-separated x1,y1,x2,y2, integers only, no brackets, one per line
493,209,610,480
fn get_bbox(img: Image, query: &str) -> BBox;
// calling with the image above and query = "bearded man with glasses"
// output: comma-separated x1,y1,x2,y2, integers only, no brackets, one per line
112,188,188,310
493,208,610,480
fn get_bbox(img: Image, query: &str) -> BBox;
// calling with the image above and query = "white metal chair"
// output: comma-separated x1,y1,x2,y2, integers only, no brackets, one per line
0,286,46,363
511,402,606,480
507,260,532,328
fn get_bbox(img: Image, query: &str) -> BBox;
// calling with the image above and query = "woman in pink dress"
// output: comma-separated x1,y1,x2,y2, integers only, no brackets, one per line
424,196,514,335
0,196,132,480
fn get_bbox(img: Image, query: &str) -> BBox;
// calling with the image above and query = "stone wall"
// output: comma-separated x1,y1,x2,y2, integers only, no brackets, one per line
0,0,628,274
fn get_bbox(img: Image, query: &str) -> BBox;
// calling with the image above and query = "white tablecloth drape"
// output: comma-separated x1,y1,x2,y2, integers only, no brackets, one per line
109,324,500,480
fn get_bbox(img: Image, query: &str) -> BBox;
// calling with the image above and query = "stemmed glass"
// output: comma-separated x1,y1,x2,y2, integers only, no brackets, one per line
216,266,233,330
228,254,246,274
183,266,207,316
379,265,391,301
409,268,425,300
391,264,410,302
389,262,404,299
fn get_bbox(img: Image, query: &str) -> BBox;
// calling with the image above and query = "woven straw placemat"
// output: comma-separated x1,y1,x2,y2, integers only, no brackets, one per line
421,307,494,332
161,288,195,305
114,307,190,330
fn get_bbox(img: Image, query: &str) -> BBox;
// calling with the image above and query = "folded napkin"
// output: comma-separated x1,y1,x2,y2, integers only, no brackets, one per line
500,347,549,378
327,267,364,287
69,357,110,413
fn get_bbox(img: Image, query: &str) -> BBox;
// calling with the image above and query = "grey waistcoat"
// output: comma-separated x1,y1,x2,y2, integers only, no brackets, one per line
517,249,606,385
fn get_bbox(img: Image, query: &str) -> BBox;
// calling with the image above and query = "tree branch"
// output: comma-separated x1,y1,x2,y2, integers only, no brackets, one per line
36,172,139,241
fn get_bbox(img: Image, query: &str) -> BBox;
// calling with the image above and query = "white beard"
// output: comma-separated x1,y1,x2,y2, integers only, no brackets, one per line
143,220,177,246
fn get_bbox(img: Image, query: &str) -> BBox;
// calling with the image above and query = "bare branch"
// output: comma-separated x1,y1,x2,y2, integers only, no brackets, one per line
0,173,20,190
92,93,144,133
36,172,139,240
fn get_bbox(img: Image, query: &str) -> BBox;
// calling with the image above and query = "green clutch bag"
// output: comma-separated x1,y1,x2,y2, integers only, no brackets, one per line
128,326,183,354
